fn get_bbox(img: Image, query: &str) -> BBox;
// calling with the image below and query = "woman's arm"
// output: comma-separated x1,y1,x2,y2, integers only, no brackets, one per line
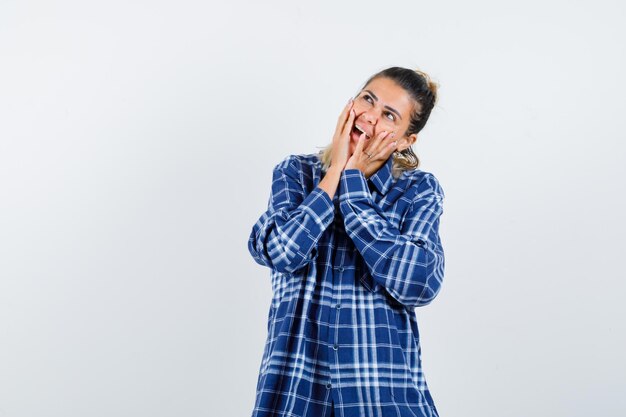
247,155,337,274
338,169,445,309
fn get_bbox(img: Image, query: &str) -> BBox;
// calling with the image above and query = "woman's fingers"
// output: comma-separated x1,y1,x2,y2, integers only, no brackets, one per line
341,107,356,138
369,130,396,159
354,131,367,154
335,99,354,134
368,130,389,155
329,98,356,171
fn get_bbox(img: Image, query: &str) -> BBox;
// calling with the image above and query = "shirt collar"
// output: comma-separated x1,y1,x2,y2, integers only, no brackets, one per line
368,154,395,195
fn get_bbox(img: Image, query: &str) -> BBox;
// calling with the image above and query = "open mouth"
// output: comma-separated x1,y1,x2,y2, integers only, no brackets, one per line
351,124,371,141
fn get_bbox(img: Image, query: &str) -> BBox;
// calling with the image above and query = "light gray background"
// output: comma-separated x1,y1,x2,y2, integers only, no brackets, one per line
1,1,624,416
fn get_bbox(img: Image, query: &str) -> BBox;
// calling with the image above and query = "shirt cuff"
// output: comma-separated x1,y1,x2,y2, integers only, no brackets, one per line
301,186,335,228
339,169,371,202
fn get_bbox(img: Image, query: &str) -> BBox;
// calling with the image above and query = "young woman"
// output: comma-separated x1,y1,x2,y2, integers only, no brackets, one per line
248,66,445,417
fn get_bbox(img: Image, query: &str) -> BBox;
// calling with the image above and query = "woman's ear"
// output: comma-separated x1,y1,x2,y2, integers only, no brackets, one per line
397,133,418,152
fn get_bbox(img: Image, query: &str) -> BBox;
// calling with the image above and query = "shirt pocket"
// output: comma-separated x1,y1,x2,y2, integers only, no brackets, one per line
359,271,381,293
356,254,381,293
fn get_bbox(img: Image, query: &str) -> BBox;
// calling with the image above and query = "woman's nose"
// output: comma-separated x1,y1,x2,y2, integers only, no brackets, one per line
362,109,377,124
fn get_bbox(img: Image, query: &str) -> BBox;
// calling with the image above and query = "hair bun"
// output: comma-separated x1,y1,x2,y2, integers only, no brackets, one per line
413,68,439,106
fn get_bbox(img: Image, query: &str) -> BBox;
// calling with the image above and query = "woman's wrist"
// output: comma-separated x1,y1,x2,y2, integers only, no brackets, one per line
327,164,343,176
319,165,342,199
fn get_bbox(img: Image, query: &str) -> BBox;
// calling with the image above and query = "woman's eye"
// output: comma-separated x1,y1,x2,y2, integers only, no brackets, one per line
361,94,395,121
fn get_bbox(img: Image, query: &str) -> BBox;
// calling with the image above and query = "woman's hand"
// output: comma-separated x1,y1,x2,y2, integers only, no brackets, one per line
345,129,398,179
329,98,356,172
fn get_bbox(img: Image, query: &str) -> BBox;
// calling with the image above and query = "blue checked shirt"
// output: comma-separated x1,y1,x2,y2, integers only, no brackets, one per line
248,152,445,417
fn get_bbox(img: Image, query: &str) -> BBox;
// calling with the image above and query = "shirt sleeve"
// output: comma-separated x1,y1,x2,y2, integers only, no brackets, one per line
338,168,445,309
248,155,335,274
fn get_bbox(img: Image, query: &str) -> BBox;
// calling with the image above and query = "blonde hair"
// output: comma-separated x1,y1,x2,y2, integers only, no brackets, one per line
316,66,439,178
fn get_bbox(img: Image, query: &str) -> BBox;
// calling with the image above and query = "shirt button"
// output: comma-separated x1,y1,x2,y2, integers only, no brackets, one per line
337,266,344,272
335,303,341,309
333,344,338,350
326,382,332,389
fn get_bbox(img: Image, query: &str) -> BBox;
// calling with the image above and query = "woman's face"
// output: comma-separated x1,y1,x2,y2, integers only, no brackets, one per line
349,76,418,156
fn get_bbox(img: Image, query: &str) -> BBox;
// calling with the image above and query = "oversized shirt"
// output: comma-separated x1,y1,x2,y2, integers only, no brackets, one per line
248,152,445,417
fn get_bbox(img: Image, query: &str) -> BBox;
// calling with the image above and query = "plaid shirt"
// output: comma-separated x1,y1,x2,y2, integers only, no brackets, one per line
248,152,445,417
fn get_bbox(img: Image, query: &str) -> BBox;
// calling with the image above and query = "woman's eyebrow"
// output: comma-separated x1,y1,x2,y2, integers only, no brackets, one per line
363,89,402,120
